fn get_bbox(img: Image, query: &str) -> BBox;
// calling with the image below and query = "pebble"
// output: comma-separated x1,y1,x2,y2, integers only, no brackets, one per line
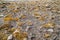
7,34,13,40
23,38,27,40
0,14,4,16
45,4,50,8
13,29,20,34
47,29,53,32
25,26,30,32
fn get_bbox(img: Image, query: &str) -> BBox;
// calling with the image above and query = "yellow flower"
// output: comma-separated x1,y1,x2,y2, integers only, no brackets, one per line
43,22,55,28
27,20,33,26
4,17,12,21
34,13,40,17
37,16,45,21
13,9,19,13
7,5,15,9
20,14,26,19
22,32,28,37
13,29,27,40
44,33,50,38
13,17,19,21
8,28,16,33
17,21,24,26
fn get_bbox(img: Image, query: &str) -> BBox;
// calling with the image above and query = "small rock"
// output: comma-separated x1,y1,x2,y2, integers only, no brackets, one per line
47,29,53,32
7,34,13,40
0,15,4,17
57,11,60,14
45,4,50,8
13,29,19,34
23,38,27,40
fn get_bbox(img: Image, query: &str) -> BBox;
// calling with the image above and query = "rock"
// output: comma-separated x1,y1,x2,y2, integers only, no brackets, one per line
7,34,13,40
0,15,4,17
47,29,53,32
23,38,27,40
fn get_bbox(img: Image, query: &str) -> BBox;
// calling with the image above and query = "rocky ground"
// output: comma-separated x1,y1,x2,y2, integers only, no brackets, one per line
0,0,60,40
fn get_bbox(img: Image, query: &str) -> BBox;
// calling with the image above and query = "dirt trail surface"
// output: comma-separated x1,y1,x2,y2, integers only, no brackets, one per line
0,0,60,40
